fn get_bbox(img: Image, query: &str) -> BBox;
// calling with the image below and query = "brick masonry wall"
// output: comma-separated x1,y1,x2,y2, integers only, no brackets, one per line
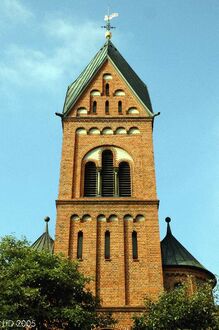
54,59,164,328
163,266,214,293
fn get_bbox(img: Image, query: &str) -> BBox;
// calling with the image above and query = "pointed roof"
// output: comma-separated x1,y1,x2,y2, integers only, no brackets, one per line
161,217,215,280
63,40,153,117
32,217,54,253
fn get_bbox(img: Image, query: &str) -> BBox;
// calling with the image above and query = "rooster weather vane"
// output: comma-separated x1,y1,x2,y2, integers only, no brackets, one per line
102,12,119,39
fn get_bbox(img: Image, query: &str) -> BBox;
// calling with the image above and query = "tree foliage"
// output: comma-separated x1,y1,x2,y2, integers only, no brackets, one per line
133,282,219,330
0,236,114,329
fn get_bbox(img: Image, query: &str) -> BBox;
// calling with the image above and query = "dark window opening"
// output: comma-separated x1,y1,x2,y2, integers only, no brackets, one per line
174,282,183,289
92,101,97,113
105,231,110,259
132,231,138,259
118,162,131,197
84,162,97,197
77,231,83,259
105,100,109,114
118,101,122,113
105,83,109,96
102,150,114,197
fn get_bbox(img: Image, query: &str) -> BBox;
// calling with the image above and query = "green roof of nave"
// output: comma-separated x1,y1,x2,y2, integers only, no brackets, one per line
62,39,153,117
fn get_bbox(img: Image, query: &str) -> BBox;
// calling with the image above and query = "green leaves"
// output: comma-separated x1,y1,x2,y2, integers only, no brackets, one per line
0,236,114,329
133,283,219,330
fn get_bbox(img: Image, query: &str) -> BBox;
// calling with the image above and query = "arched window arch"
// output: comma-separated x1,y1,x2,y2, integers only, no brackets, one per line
102,150,114,197
118,162,131,197
90,89,101,96
77,231,83,259
82,147,133,198
105,100,109,114
105,231,110,259
118,101,122,114
132,231,138,259
92,101,97,114
84,162,97,197
105,83,109,96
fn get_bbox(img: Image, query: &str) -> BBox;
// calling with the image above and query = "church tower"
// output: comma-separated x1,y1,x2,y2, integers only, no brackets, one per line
54,32,164,327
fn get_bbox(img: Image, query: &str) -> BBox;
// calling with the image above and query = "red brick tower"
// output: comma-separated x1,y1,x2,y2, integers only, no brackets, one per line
54,35,163,328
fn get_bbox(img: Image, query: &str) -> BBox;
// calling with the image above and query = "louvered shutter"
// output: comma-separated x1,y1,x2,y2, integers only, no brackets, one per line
102,150,114,197
118,162,131,197
84,162,97,197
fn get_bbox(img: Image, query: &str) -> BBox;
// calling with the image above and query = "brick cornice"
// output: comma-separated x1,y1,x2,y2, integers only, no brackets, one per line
64,116,152,123
56,199,159,206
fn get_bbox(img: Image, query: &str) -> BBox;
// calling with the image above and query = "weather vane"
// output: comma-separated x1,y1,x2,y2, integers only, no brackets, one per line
102,11,119,39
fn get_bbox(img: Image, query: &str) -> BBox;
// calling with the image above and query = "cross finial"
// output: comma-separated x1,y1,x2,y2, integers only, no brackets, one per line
102,12,119,39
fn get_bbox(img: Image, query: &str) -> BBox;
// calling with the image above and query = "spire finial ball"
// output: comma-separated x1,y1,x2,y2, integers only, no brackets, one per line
165,217,171,223
105,31,112,39
44,216,50,222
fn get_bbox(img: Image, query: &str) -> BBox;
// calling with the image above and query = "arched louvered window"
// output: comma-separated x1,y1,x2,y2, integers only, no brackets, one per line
102,150,114,197
118,162,131,197
132,231,138,259
105,231,110,259
77,231,83,259
105,100,109,114
105,83,109,96
92,101,97,113
84,162,97,197
118,101,122,114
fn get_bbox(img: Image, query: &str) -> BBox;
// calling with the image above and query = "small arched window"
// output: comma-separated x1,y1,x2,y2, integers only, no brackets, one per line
102,150,114,197
105,231,110,259
105,83,109,96
84,162,97,197
92,101,97,114
132,231,138,259
118,162,131,197
77,231,83,259
105,100,109,114
118,101,122,114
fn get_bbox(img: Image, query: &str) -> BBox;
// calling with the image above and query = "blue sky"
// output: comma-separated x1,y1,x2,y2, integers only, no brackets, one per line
0,0,218,276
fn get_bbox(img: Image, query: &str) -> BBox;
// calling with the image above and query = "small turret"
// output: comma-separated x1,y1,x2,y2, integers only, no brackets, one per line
161,217,216,290
32,216,54,253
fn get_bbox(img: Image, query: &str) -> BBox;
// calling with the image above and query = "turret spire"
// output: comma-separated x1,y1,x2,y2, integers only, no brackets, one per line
165,217,172,235
44,216,50,234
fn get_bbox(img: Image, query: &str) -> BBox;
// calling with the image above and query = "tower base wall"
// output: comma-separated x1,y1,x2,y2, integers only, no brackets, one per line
96,307,145,330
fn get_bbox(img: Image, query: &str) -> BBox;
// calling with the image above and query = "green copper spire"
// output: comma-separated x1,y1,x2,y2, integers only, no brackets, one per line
161,217,215,282
32,216,54,253
62,40,153,117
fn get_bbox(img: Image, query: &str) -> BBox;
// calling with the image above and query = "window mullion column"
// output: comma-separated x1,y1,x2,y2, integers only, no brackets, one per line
114,167,119,197
97,167,102,196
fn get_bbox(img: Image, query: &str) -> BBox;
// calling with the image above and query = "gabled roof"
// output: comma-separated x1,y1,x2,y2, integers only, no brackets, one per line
161,218,215,280
32,217,54,253
63,39,153,116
